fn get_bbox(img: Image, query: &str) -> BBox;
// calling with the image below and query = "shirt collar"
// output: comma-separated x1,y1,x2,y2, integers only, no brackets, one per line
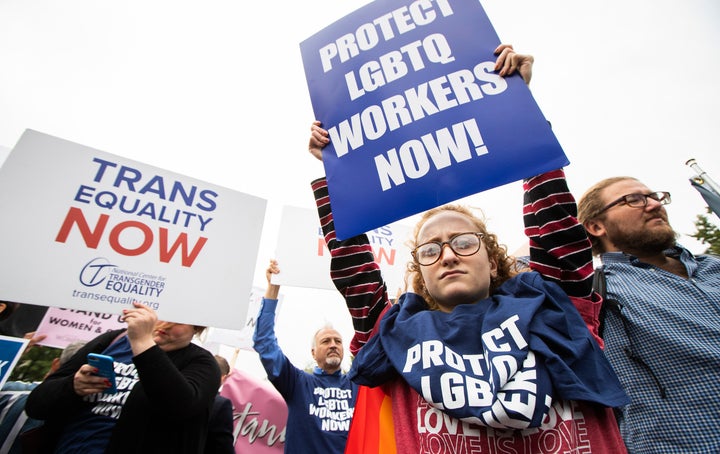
600,244,692,266
313,366,341,376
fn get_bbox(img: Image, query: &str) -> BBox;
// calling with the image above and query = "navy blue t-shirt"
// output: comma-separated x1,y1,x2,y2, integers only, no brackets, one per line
54,335,137,453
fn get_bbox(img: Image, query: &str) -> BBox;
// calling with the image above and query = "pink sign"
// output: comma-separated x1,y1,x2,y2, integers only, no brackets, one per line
220,369,287,453
35,307,127,348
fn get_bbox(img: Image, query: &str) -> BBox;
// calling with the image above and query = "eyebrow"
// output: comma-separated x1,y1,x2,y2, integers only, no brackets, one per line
320,337,342,343
419,230,471,243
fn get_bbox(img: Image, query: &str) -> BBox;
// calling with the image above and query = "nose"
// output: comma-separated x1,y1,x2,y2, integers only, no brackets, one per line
439,243,459,264
645,196,664,211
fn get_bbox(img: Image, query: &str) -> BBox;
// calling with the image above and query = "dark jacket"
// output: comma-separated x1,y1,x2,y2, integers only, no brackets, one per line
26,329,220,453
205,395,235,454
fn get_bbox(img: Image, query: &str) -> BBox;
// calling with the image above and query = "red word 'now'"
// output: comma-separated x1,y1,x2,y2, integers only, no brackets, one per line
56,207,207,267
317,238,395,265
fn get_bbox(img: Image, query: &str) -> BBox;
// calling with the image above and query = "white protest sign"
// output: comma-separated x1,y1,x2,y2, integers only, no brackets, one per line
0,130,266,330
202,287,279,351
273,205,410,294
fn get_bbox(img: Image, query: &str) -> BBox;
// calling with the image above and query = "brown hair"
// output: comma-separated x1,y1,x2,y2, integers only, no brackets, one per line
577,176,637,254
407,204,518,311
214,354,231,376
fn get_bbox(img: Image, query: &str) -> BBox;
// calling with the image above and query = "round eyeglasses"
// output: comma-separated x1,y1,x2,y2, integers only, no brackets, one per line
412,232,485,266
597,191,671,215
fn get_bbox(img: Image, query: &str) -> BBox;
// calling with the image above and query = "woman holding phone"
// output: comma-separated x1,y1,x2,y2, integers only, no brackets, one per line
25,302,220,453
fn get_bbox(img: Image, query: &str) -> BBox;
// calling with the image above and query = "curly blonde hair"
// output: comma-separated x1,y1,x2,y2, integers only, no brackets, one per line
407,205,519,311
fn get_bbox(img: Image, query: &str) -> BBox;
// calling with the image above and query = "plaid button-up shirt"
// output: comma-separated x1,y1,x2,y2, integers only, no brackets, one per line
601,246,720,453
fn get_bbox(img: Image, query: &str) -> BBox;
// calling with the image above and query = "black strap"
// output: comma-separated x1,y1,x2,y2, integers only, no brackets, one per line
593,266,621,339
592,266,607,300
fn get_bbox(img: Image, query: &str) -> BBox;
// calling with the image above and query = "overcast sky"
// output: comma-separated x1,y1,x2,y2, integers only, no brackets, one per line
1,0,719,378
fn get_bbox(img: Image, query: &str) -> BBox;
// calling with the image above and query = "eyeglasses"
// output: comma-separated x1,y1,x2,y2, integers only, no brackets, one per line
412,232,484,266
597,191,671,215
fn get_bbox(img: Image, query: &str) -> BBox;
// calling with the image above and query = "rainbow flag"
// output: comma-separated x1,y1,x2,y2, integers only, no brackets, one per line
345,385,397,454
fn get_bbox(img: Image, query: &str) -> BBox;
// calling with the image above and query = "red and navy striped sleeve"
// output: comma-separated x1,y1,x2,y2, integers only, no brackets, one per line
312,177,391,356
523,169,594,298
312,168,594,354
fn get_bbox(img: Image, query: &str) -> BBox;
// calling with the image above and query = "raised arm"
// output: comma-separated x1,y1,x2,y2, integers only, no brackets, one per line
309,123,391,356
491,45,591,297
523,169,594,298
252,260,299,396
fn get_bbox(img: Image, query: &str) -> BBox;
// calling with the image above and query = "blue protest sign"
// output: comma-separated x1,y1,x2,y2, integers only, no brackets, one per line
0,336,29,388
301,0,568,240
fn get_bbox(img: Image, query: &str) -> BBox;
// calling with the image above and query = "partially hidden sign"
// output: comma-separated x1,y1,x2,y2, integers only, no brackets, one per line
273,205,410,294
0,130,266,330
221,368,287,453
0,336,29,389
300,0,568,239
34,307,127,349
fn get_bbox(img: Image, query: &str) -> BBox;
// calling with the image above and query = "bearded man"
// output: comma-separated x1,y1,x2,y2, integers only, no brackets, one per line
578,177,720,454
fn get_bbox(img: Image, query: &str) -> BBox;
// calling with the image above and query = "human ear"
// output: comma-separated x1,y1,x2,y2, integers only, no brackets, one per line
583,219,606,238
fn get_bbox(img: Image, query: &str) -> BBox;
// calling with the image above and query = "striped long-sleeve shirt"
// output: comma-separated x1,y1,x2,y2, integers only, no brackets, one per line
313,168,597,355
312,168,627,454
524,170,595,298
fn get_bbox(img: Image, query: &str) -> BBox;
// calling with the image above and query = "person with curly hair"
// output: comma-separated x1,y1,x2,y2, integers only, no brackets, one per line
305,45,629,454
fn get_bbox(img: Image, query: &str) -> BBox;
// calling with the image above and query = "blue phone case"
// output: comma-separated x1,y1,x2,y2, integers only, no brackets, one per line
87,353,118,393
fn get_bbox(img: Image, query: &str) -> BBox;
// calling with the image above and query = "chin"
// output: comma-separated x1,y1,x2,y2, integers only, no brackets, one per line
440,288,487,306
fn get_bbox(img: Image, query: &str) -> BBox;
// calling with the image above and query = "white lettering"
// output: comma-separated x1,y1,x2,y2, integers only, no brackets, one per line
318,0,454,71
375,118,487,190
328,61,504,158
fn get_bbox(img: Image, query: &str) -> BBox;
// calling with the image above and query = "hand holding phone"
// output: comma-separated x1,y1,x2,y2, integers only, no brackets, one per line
87,353,118,394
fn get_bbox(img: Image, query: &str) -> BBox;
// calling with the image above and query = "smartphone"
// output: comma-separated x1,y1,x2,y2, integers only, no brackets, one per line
87,353,118,394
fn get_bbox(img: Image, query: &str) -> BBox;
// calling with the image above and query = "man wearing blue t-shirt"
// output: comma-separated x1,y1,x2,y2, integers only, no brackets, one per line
253,259,357,454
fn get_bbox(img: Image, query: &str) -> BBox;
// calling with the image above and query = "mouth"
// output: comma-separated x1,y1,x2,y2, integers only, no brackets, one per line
646,215,668,224
440,270,465,279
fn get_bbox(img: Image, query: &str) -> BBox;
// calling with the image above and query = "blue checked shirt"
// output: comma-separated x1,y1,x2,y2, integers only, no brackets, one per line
600,246,720,453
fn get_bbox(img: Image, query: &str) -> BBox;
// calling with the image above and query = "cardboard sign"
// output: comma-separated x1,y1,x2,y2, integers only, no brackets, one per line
203,287,277,351
273,205,410,293
300,0,568,239
0,130,266,329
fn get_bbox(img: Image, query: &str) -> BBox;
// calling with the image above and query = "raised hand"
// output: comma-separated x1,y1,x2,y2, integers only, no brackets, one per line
494,44,534,84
